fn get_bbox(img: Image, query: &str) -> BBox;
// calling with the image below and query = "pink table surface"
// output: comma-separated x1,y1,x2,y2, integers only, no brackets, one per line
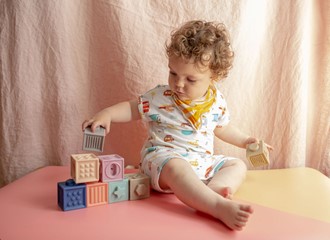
0,166,329,240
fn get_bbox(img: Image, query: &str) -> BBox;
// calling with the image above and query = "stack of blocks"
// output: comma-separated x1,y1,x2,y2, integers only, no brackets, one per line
58,127,150,211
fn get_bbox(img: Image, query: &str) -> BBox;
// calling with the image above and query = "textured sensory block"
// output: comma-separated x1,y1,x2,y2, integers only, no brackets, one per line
86,182,109,207
83,126,105,152
125,173,150,200
246,140,270,167
108,178,129,203
99,154,124,182
57,179,86,211
71,153,100,183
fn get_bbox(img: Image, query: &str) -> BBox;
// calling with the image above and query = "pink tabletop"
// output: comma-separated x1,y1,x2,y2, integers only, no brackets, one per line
0,166,329,240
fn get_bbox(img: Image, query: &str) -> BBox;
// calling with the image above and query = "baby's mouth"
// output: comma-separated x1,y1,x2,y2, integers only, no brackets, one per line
175,90,184,96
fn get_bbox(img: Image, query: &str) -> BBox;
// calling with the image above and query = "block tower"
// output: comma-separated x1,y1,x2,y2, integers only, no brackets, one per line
57,127,150,211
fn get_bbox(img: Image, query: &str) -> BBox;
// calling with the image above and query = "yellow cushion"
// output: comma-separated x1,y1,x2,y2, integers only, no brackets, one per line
235,167,330,223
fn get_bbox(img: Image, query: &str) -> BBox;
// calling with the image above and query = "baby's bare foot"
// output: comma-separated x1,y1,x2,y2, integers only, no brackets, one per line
213,198,253,231
207,184,234,199
219,187,233,199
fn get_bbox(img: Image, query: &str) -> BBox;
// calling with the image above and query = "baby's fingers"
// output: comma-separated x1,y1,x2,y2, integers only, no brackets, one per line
90,122,110,134
265,142,274,151
245,137,259,148
82,119,94,131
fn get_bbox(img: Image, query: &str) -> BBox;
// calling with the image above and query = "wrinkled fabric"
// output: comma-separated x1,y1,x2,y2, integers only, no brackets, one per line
0,0,329,187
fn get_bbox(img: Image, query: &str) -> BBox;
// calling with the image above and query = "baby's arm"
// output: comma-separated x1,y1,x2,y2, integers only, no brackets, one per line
214,124,273,150
214,124,258,149
82,100,140,134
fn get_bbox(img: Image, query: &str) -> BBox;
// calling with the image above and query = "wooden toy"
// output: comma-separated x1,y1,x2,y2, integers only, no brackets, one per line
125,173,150,200
71,153,100,183
58,152,151,211
86,182,109,207
58,179,86,211
108,179,129,203
99,154,124,182
83,126,105,152
246,140,270,167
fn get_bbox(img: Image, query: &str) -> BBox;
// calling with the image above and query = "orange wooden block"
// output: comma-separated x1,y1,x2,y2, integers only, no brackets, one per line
86,182,108,207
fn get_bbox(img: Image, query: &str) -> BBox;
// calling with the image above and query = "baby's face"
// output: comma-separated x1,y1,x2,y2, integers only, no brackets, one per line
168,56,213,101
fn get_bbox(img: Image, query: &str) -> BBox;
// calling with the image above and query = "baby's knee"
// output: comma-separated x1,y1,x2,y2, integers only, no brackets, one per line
236,159,247,174
159,158,189,190
237,159,248,180
237,159,247,171
162,158,190,176
226,159,247,176
226,158,246,168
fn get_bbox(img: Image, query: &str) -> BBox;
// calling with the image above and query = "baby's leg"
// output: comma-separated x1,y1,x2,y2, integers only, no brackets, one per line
207,159,247,198
159,158,253,231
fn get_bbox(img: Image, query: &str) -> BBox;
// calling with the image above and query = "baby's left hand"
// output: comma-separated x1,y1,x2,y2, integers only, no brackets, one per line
245,137,274,151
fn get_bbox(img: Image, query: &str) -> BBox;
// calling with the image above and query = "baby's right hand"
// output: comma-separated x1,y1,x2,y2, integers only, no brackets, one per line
82,114,111,134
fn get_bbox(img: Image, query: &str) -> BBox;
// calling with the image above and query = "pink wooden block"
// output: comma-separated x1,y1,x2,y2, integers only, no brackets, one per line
99,154,124,182
71,153,100,184
86,182,108,207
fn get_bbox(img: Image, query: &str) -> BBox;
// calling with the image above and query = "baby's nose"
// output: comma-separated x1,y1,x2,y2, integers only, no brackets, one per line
176,79,184,88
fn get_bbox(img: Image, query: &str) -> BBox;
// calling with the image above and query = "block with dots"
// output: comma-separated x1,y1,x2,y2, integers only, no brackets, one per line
58,179,86,211
125,173,150,200
99,154,124,182
71,153,100,184
83,126,105,152
108,178,129,203
246,140,270,167
86,182,109,207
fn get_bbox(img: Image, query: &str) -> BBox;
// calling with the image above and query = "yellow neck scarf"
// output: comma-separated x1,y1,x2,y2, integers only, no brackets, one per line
172,85,216,130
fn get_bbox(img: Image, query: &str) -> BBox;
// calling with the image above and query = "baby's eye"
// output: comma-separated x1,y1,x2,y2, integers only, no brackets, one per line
169,71,176,76
187,78,197,83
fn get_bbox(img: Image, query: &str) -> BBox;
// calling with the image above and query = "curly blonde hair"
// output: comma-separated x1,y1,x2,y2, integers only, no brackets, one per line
166,20,234,81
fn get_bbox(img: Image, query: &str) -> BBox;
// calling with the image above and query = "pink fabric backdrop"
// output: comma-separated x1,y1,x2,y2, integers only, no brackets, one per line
0,0,329,187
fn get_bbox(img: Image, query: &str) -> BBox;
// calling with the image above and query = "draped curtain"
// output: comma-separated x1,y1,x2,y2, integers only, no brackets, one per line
1,0,329,187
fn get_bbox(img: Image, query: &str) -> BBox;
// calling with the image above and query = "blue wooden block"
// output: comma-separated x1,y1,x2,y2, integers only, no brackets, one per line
58,179,86,211
108,178,129,203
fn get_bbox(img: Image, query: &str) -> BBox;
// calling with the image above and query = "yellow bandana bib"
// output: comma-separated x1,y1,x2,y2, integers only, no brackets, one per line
172,85,216,130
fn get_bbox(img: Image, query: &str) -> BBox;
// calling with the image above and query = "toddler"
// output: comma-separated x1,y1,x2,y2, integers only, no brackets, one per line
83,20,272,230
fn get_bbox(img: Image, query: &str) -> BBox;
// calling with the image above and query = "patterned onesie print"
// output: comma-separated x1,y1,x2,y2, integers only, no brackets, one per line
138,85,236,192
